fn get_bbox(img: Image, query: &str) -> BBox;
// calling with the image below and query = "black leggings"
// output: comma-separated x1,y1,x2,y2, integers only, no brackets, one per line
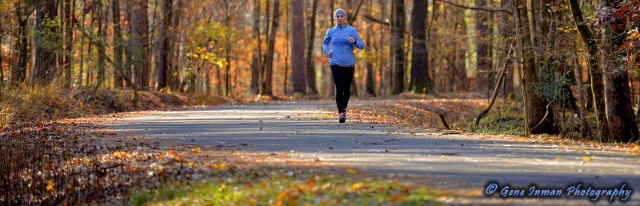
331,64,355,113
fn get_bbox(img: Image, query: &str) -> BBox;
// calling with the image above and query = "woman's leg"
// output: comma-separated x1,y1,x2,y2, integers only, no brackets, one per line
331,65,355,114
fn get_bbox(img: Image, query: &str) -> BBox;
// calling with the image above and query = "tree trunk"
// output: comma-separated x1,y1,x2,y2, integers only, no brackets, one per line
601,0,639,142
409,0,431,94
0,32,3,86
515,0,555,134
131,0,150,90
568,0,608,139
304,0,319,95
170,0,183,92
33,0,59,86
262,0,280,96
0,31,2,83
390,0,405,94
364,0,375,96
573,47,591,139
64,0,74,87
12,3,29,86
96,1,106,87
224,1,231,96
156,0,173,91
502,0,515,97
455,7,468,91
290,0,306,94
476,0,490,97
113,0,124,88
251,0,262,95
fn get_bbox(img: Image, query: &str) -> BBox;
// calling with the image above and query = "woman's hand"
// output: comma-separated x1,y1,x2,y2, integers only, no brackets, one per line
348,36,355,44
325,51,332,58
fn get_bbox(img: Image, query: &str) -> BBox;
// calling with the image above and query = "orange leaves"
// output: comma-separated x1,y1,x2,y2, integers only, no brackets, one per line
46,179,55,191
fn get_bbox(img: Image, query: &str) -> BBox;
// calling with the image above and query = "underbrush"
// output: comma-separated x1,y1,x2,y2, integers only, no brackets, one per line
0,85,211,128
0,84,228,205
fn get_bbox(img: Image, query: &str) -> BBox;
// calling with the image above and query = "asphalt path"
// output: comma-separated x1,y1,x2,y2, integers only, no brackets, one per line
107,100,640,205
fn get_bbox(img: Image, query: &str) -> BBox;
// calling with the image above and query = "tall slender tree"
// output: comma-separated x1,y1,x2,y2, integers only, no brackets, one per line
131,0,150,90
96,0,106,86
568,0,608,138
364,0,375,96
305,0,319,95
33,0,58,85
63,0,74,87
262,0,280,96
409,0,432,94
156,0,173,90
251,0,262,95
290,0,306,94
476,0,490,97
600,0,639,142
515,0,555,134
390,0,405,94
113,0,124,88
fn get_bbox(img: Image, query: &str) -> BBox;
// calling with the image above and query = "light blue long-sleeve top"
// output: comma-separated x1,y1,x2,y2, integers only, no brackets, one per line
322,24,365,66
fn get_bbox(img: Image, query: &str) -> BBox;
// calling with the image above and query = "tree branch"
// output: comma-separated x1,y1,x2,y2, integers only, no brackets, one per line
435,0,513,15
474,42,515,128
364,15,390,26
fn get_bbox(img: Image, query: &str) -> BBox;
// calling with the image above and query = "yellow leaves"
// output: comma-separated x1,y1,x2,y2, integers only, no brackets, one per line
192,147,202,153
350,182,363,191
582,156,594,162
113,151,128,158
321,182,332,190
46,179,55,191
631,145,640,155
208,162,226,169
347,168,358,174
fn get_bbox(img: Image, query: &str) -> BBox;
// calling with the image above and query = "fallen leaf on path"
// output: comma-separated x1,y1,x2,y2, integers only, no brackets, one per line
46,179,55,191
192,147,202,153
347,168,358,174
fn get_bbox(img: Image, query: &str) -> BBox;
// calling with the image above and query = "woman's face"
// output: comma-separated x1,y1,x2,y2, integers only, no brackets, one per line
335,14,346,25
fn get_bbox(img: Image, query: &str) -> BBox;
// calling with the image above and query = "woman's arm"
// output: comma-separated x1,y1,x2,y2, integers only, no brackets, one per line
322,29,333,54
352,29,365,49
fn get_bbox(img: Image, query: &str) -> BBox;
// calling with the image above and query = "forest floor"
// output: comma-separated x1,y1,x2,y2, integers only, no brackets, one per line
2,88,640,205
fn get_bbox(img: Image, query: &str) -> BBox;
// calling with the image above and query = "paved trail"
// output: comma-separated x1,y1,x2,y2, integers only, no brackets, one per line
107,100,640,205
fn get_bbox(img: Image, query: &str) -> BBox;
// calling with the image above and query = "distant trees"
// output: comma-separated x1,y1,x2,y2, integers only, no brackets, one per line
1,0,639,142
